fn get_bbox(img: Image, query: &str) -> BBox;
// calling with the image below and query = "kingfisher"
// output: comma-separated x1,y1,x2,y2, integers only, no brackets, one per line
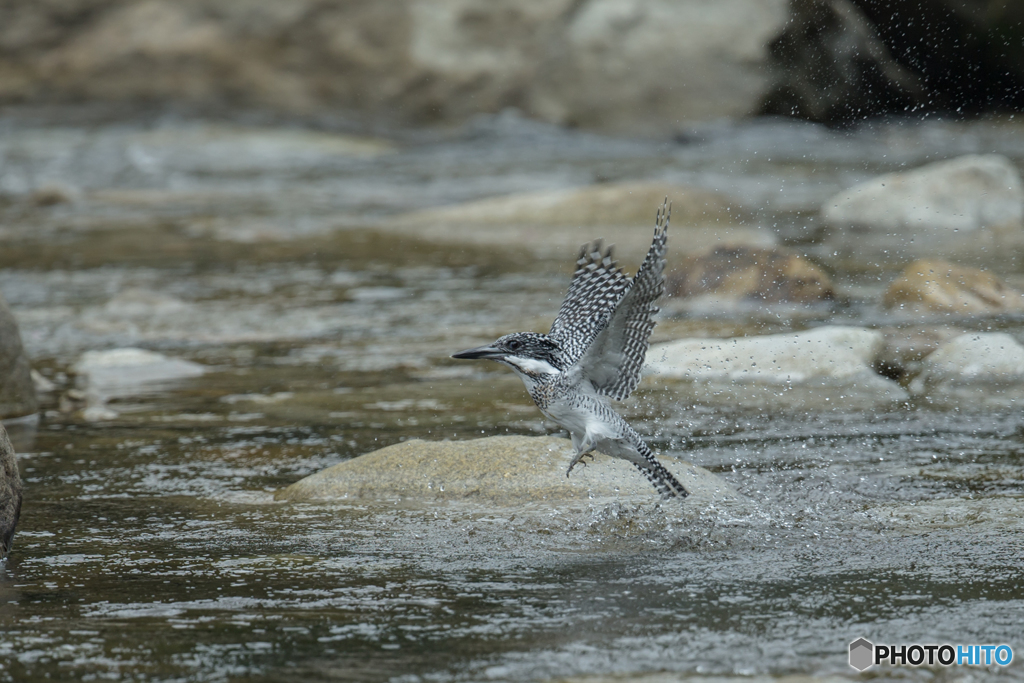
452,200,687,498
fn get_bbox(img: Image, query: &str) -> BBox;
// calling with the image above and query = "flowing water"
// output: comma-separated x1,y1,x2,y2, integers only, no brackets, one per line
0,108,1022,682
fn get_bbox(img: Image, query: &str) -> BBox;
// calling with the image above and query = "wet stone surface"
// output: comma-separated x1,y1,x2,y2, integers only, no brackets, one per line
0,111,1023,682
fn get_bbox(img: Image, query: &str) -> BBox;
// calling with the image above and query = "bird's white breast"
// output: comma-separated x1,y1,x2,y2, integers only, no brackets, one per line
543,396,617,442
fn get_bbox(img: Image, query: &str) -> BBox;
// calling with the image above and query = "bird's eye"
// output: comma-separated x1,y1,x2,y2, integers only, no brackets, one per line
507,339,522,352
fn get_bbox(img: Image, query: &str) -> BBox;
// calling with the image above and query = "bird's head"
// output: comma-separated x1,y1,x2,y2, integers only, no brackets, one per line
451,332,564,377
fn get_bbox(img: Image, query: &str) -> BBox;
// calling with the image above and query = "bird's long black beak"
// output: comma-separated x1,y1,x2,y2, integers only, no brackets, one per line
451,344,504,360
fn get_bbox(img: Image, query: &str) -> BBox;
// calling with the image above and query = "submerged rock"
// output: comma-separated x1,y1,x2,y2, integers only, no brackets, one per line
0,424,22,559
883,259,1024,316
874,498,1024,536
822,155,1024,256
0,294,38,419
75,348,206,395
73,348,207,421
389,182,772,259
275,435,731,505
648,326,908,408
667,245,834,305
910,332,1024,401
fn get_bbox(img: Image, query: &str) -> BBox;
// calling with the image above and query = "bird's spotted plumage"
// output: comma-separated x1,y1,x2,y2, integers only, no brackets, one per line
452,200,687,499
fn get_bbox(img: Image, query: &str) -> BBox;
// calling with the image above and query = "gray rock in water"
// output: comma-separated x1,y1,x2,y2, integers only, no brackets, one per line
823,154,1024,237
0,294,38,419
0,424,22,559
275,435,732,505
910,332,1024,404
648,326,908,409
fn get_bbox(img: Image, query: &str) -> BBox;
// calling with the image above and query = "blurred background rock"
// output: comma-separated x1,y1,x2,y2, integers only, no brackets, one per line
2,0,1020,133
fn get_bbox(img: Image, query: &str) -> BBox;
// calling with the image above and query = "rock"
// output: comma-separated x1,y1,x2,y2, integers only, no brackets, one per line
403,182,737,227
667,245,834,304
651,326,883,382
1,0,787,134
0,294,38,419
59,389,89,415
0,424,22,559
75,348,206,395
30,369,56,394
9,0,1024,131
760,0,927,124
275,435,732,505
874,325,964,380
527,0,790,132
73,348,206,420
910,332,1024,397
29,183,78,207
389,182,774,260
648,326,908,408
883,259,1024,316
822,154,1024,237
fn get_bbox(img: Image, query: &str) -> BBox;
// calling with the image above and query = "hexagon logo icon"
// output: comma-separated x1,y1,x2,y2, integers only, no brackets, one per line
849,638,874,671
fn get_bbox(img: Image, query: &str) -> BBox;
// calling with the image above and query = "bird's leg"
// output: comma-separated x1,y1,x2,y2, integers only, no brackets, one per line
567,434,596,477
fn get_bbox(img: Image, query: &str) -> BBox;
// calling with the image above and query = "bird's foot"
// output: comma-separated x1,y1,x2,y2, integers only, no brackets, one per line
566,451,595,477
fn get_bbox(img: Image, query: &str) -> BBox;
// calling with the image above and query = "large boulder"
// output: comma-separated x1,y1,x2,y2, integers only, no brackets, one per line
667,245,834,305
823,154,1024,235
526,0,790,132
0,424,21,559
648,326,908,408
275,435,732,505
0,0,788,134
0,294,37,419
388,182,774,260
883,259,1024,316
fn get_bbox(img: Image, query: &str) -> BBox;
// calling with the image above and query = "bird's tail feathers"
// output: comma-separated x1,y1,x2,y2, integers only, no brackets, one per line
633,459,689,499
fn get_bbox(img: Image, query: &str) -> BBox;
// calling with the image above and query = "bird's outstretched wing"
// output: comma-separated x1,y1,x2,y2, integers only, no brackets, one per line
549,240,631,367
575,201,669,400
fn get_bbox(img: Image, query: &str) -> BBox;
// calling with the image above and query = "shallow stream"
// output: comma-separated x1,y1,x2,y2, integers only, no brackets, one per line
0,109,1022,682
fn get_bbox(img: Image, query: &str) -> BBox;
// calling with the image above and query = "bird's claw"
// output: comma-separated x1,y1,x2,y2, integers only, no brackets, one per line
566,451,595,477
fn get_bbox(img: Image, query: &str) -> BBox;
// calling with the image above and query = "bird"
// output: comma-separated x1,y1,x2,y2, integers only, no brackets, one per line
452,200,688,499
